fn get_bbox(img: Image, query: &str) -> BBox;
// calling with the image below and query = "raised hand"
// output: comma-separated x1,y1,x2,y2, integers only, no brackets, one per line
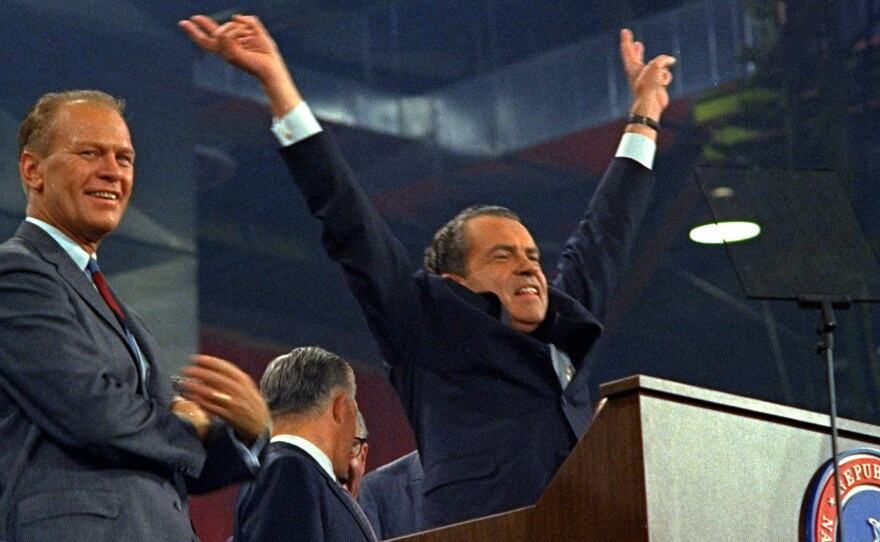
620,29,676,123
180,15,282,78
180,14,301,116
178,354,270,446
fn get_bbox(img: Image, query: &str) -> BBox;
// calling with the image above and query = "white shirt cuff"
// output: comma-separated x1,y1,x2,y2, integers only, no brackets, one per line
271,101,323,146
615,132,656,170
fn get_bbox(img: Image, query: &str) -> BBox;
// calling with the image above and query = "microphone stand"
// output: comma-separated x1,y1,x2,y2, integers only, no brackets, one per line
799,295,851,542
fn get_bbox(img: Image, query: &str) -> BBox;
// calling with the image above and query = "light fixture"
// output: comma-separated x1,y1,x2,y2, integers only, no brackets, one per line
689,221,761,244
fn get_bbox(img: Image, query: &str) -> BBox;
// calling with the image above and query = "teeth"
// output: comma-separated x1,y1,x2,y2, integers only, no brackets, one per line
518,286,538,295
91,192,118,200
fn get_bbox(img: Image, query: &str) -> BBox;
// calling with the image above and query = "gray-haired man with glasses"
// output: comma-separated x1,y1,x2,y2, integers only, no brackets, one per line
341,410,370,498
233,346,377,542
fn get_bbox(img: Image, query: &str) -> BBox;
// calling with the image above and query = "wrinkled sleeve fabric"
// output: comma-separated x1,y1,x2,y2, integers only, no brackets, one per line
279,133,425,368
552,155,655,322
0,245,206,475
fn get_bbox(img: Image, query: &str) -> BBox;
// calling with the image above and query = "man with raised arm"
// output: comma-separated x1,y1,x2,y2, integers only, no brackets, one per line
181,14,674,529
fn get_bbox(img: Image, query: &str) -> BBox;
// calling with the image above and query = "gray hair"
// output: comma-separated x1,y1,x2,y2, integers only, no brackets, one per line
260,346,356,417
355,409,368,440
423,204,520,276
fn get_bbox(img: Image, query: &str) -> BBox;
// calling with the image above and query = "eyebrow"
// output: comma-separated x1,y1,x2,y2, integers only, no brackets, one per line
72,141,136,155
489,244,541,257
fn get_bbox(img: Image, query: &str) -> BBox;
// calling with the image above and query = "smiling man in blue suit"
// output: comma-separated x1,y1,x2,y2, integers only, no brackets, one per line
182,13,675,530
0,90,269,541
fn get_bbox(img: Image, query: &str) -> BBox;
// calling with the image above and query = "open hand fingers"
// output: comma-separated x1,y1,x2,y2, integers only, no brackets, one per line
190,353,246,377
179,355,269,442
179,16,221,52
645,54,677,88
176,377,230,416
214,21,252,40
620,29,645,83
231,14,271,34
224,15,278,55
180,356,247,408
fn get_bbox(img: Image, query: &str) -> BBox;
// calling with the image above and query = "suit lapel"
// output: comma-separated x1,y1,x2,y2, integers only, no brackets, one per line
279,443,377,542
18,223,126,335
327,473,378,541
15,222,150,392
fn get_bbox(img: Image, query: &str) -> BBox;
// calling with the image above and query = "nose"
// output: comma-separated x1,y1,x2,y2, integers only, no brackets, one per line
97,154,125,181
515,255,541,276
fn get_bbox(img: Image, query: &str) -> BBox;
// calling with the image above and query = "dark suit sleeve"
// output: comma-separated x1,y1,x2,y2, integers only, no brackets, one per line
280,134,425,366
0,255,205,475
237,455,323,542
186,425,256,494
357,476,386,539
552,157,654,322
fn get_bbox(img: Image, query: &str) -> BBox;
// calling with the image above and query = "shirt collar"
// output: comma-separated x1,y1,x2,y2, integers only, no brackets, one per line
271,434,336,481
26,217,93,272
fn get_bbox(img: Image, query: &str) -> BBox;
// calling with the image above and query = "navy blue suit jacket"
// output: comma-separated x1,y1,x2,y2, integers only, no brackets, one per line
281,132,653,528
0,221,252,541
358,451,423,540
234,441,376,542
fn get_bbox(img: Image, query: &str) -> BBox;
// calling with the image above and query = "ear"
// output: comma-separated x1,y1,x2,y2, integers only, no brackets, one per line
441,272,467,286
331,392,348,424
20,151,45,193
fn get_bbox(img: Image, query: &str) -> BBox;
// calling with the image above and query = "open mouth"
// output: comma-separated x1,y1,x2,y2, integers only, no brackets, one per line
88,191,119,200
515,285,540,297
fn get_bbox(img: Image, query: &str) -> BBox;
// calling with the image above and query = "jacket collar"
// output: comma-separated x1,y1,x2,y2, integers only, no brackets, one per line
434,273,602,364
15,221,132,348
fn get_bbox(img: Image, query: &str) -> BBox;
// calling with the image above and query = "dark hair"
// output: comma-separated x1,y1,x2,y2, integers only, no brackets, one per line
260,346,355,417
18,90,126,156
423,204,520,276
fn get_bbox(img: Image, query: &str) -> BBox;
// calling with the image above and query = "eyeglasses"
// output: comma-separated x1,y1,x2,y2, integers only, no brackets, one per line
349,436,368,458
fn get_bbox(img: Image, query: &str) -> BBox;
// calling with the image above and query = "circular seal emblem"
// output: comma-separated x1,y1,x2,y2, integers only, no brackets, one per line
803,448,880,542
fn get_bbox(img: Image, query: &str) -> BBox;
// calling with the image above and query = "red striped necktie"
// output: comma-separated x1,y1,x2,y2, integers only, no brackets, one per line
86,258,149,390
86,258,126,325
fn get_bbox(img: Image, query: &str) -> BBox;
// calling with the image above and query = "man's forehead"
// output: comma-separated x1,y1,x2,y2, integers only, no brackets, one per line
51,102,132,146
465,215,537,248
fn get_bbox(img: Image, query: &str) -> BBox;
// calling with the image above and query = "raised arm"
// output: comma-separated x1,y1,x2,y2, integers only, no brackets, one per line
552,30,675,318
180,14,425,370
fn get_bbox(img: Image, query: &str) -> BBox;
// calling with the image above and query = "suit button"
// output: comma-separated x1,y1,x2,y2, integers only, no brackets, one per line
557,449,568,459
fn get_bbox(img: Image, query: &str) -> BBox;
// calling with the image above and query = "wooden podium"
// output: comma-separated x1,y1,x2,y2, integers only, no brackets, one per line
392,375,880,541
